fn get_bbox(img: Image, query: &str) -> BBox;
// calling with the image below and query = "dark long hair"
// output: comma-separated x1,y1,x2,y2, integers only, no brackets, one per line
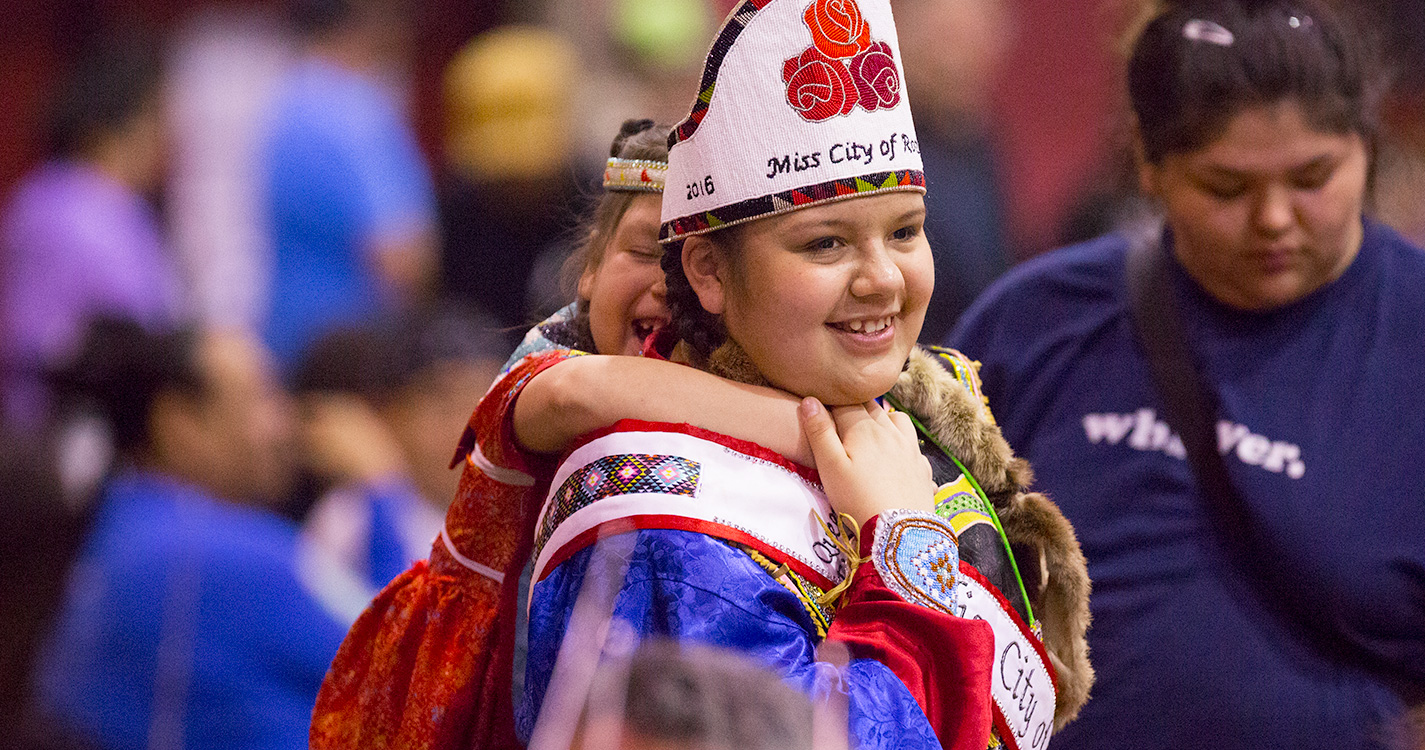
658,227,741,359
1128,0,1386,172
46,318,204,462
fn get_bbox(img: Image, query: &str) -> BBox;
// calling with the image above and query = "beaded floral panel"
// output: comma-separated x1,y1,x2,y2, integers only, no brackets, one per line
871,509,960,616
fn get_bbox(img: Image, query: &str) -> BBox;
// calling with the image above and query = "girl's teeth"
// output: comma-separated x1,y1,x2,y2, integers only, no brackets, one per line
841,318,890,333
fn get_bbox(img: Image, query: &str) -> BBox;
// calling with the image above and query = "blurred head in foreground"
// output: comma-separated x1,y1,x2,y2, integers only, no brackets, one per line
574,640,814,750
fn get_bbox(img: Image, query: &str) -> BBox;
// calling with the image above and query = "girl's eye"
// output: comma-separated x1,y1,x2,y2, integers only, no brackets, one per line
1292,167,1333,191
891,224,921,241
1203,181,1247,200
806,236,841,253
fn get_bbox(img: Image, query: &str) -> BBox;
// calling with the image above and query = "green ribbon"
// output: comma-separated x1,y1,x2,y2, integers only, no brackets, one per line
883,393,1036,626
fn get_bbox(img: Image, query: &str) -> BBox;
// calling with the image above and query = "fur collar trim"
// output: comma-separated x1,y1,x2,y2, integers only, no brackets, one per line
891,347,1094,729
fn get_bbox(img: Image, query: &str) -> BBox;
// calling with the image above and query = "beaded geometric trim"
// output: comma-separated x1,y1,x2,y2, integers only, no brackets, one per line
669,0,775,148
604,158,667,193
923,345,996,426
871,509,960,615
534,453,700,563
660,168,924,241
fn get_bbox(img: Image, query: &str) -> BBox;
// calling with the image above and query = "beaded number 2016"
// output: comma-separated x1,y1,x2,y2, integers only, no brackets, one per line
686,175,715,200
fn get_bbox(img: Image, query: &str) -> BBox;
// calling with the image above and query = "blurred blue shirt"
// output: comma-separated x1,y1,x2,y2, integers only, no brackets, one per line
39,471,347,750
259,58,435,370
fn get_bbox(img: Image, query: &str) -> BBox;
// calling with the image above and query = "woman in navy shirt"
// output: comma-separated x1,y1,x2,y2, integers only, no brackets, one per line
951,1,1424,748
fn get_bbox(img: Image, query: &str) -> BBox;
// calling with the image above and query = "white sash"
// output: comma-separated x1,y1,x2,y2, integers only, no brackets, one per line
531,426,849,591
957,564,1057,750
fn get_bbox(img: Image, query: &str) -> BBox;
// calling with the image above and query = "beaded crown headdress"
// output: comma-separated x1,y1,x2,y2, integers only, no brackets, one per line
604,157,668,193
660,0,924,243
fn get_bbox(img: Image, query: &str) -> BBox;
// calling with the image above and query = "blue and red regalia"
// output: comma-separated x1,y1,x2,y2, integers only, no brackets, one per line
311,305,1092,750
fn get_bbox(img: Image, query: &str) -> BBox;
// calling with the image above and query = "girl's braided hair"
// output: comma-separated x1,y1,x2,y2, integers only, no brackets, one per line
659,225,743,358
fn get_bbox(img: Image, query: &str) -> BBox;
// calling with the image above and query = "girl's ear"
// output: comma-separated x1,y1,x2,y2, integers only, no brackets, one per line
577,264,596,302
681,235,727,315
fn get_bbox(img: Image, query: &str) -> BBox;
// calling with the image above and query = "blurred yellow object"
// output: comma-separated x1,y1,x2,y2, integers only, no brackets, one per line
443,26,577,181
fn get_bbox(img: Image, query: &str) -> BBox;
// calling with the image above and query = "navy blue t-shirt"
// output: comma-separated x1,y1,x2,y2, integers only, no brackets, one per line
949,219,1425,749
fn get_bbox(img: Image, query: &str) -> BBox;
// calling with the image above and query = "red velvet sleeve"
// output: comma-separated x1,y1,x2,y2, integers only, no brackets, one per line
827,514,998,750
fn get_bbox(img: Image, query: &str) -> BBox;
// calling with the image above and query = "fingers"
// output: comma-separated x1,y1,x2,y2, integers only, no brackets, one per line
799,397,849,466
880,405,933,489
888,409,918,441
820,399,923,460
830,402,875,435
831,401,923,452
863,399,894,427
865,399,921,446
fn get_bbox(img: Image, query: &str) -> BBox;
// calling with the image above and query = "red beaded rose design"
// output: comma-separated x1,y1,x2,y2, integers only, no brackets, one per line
804,0,870,59
783,46,858,121
783,0,901,122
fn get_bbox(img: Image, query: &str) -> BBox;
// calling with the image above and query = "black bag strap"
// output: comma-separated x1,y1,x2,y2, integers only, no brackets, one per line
1124,230,1254,547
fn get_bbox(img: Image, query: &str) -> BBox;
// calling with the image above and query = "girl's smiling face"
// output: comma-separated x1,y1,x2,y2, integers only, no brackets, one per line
1140,99,1369,311
579,194,671,356
685,191,933,405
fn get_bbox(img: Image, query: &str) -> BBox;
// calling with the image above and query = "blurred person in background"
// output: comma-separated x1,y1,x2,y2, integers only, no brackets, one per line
36,319,346,750
950,1,1425,747
0,34,183,428
895,0,1015,342
541,0,713,169
438,26,589,339
259,0,438,371
166,9,293,334
0,433,96,750
289,305,507,617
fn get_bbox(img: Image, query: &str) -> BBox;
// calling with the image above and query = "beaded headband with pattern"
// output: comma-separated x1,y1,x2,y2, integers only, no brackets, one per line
660,0,924,243
604,158,668,193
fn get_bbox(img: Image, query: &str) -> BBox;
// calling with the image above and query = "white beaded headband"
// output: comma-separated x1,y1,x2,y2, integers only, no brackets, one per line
604,158,667,193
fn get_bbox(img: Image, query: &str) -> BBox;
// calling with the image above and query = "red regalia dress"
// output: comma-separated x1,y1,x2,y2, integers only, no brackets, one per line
310,348,575,750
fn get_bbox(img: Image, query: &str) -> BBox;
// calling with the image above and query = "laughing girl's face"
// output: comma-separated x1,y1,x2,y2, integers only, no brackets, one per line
580,194,671,356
